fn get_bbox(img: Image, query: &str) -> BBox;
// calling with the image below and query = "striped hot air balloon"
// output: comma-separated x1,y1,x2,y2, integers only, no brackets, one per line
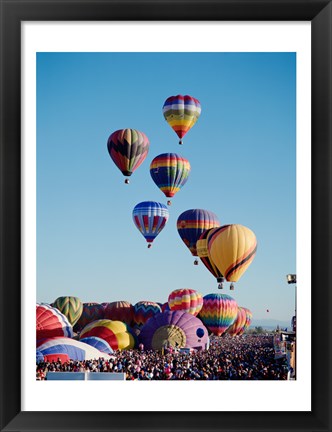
36,304,73,340
198,293,238,336
52,296,83,326
79,319,135,351
107,128,150,183
226,306,247,336
177,209,220,262
103,301,134,325
196,228,224,287
150,153,190,205
133,301,162,328
132,201,169,247
208,224,257,288
163,95,201,145
237,308,253,335
168,289,203,316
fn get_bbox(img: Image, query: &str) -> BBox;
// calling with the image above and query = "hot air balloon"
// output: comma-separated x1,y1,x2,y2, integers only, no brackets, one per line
168,289,203,316
237,308,253,335
198,293,238,336
74,303,105,331
161,302,171,312
132,201,169,248
208,224,257,289
196,228,224,288
52,296,83,326
36,303,73,340
226,307,247,336
80,336,114,355
107,128,150,183
103,301,134,325
37,337,110,361
79,319,135,351
133,301,162,328
150,153,190,205
177,209,219,264
139,310,209,351
163,95,201,145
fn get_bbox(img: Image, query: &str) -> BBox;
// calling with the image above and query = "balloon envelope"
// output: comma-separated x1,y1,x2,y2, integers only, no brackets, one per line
237,308,253,335
52,296,83,326
36,304,73,340
132,201,169,244
133,301,162,328
107,128,150,177
79,319,135,351
226,307,247,336
103,301,134,325
37,336,110,361
208,224,257,282
198,293,238,336
163,95,201,143
74,303,105,331
139,310,208,351
80,336,114,354
150,153,190,198
168,289,203,316
177,209,220,256
197,228,224,282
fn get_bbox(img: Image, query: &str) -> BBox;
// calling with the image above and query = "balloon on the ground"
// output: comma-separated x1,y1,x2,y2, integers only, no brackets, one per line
139,310,209,351
133,301,162,328
74,303,105,331
163,95,201,145
36,303,73,340
52,296,83,326
150,153,190,202
79,319,135,351
36,350,44,364
168,289,203,316
198,293,238,336
103,301,134,325
107,128,150,181
177,209,220,257
237,308,253,335
208,224,257,283
37,337,110,361
197,228,224,285
80,336,114,354
226,307,247,336
132,201,169,246
161,302,170,312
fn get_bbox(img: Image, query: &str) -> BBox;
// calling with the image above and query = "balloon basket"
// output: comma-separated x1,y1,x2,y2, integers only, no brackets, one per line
125,179,130,184
167,200,172,206
194,259,199,265
148,244,152,248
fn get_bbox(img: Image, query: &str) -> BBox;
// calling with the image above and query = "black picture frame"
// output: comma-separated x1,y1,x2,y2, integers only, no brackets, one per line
1,1,331,431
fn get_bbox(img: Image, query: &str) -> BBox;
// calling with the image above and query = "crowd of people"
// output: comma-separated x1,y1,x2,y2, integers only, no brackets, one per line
36,334,289,381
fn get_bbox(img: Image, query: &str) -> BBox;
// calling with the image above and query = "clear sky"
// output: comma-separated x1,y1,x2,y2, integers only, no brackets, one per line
36,52,296,323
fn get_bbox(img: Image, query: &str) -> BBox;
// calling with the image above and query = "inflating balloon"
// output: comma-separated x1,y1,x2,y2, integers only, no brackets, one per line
168,289,203,316
226,307,247,336
139,310,209,351
80,319,135,351
80,336,114,354
103,301,134,325
150,153,190,205
133,301,162,328
107,128,150,183
163,95,201,145
36,303,73,340
237,308,253,335
74,303,105,331
132,201,169,247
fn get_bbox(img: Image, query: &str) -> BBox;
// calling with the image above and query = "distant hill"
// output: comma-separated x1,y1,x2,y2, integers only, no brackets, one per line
250,318,291,330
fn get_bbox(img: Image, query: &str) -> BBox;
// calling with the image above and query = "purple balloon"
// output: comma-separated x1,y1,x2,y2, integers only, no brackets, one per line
139,310,208,351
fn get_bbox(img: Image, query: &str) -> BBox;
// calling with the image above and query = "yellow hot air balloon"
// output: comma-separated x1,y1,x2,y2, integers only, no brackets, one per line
207,224,257,285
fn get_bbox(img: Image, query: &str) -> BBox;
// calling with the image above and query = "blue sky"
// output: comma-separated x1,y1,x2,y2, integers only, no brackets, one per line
36,52,296,323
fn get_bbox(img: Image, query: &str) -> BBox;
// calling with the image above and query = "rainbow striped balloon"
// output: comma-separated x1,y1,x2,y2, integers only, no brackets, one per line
163,95,201,144
107,128,150,179
208,224,257,283
168,289,203,316
133,301,162,328
237,307,253,335
177,209,220,256
150,153,190,200
226,306,247,336
198,293,238,336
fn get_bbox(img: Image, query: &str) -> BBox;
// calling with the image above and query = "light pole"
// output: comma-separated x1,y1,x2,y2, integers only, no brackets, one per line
286,274,296,379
